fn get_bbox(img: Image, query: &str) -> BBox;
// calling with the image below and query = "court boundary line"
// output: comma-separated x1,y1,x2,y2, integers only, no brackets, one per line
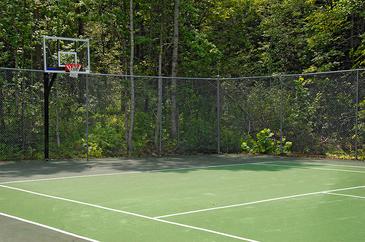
154,185,365,219
0,184,258,242
250,162,365,174
1,160,364,185
0,161,275,185
325,192,365,200
0,171,143,185
0,212,99,242
291,162,365,169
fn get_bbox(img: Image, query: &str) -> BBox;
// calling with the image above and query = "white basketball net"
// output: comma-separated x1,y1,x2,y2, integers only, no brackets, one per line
65,64,82,78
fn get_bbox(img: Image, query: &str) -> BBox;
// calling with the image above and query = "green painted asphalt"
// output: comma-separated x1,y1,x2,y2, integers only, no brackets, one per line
0,157,364,241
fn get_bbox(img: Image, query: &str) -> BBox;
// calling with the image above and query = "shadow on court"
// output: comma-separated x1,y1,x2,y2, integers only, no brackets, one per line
0,154,362,183
0,214,89,242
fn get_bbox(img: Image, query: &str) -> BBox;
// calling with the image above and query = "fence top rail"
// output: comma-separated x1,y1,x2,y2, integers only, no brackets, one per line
1,66,364,81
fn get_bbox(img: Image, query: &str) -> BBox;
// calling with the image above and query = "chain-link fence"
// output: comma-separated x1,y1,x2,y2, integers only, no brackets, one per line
0,69,44,160
0,67,364,160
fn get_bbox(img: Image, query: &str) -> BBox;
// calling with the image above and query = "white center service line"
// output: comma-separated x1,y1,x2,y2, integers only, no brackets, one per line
0,184,258,242
154,185,365,219
0,212,99,242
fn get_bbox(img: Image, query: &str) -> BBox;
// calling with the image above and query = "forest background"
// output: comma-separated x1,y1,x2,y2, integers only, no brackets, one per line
0,0,364,160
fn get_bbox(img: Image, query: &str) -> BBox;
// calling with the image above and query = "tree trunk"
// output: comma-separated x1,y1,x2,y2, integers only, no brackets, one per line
76,0,84,36
127,0,135,156
171,0,180,140
32,2,42,69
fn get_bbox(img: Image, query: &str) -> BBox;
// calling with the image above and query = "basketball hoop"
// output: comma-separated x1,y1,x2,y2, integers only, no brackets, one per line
65,63,82,78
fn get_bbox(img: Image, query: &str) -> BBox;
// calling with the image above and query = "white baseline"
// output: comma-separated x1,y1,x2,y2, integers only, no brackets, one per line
0,161,269,185
250,162,365,174
1,160,364,185
293,162,365,169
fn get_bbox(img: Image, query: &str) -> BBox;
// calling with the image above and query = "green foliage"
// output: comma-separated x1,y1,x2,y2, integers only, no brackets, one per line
0,0,364,73
221,129,241,153
133,112,154,153
84,139,103,158
86,118,125,157
241,129,292,155
0,0,364,160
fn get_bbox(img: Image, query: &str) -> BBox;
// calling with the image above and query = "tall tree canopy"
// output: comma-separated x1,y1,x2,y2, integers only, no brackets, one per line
0,0,364,160
1,0,364,75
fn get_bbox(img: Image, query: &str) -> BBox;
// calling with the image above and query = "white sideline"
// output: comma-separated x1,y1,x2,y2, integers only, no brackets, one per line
325,192,365,200
1,160,364,185
250,162,365,174
154,185,365,219
0,212,99,242
0,184,258,242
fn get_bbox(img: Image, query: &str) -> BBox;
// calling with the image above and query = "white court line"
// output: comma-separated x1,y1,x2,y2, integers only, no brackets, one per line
325,192,365,200
250,162,365,174
155,185,365,219
0,212,99,242
2,159,363,185
295,162,365,169
0,184,258,242
0,171,143,185
0,162,259,185
0,161,273,185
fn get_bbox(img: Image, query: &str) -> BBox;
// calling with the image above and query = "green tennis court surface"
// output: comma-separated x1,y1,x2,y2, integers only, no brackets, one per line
1,155,365,242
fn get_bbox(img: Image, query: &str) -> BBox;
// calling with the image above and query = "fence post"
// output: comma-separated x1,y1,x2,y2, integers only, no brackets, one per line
85,75,90,161
355,70,359,160
217,76,221,154
279,75,284,154
157,76,163,155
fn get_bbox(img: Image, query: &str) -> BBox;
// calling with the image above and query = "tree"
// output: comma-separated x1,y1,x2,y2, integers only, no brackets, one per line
170,0,180,141
128,0,135,155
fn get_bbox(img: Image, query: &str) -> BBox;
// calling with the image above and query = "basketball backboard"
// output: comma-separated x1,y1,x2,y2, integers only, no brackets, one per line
43,36,90,74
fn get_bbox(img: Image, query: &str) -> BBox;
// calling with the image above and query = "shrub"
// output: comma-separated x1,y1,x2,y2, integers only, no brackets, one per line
241,128,292,155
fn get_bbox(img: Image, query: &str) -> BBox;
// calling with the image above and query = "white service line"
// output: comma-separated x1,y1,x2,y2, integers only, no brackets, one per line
0,161,271,185
155,185,365,219
0,212,99,242
250,162,365,174
325,192,365,200
0,184,258,242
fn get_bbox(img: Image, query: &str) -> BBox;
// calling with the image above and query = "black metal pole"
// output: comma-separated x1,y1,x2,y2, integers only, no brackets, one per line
43,73,57,161
44,73,50,160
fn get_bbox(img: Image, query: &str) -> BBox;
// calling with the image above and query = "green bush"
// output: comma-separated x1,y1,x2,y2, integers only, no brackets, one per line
241,128,292,155
84,119,125,157
84,140,103,158
221,129,242,153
